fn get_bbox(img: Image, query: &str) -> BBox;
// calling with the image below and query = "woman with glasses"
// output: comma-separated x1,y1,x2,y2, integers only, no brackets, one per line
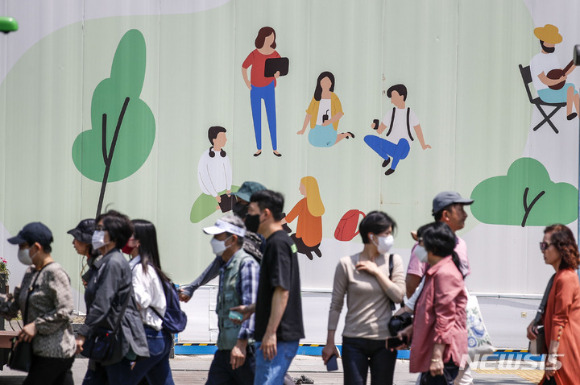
527,224,580,385
76,210,149,384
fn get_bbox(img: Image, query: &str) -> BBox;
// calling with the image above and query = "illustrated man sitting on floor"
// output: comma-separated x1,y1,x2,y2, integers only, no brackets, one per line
365,84,431,176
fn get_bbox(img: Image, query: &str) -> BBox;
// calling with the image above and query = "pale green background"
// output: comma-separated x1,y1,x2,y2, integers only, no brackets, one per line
0,0,542,302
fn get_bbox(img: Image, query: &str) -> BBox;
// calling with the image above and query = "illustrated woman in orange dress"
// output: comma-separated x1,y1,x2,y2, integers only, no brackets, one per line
285,176,325,259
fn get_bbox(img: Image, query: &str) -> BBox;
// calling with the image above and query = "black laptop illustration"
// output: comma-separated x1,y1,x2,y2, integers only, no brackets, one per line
264,57,289,77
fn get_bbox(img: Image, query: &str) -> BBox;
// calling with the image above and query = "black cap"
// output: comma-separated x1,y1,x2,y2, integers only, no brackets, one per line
8,222,53,247
67,219,96,244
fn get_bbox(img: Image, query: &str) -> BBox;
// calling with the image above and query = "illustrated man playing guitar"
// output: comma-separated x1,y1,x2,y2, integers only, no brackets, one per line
529,24,579,121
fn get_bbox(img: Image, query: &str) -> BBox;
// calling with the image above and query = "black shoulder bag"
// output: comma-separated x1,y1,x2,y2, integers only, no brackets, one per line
8,264,51,372
81,288,132,362
528,274,555,354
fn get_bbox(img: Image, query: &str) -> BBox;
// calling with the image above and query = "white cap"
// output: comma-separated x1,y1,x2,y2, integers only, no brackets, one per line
203,219,246,238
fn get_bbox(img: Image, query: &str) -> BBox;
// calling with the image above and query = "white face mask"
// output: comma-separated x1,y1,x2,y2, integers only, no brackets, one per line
17,248,33,265
415,245,429,263
373,234,394,254
92,230,107,250
210,236,232,256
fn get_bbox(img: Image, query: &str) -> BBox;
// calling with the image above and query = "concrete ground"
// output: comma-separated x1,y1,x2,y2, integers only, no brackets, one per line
0,354,544,384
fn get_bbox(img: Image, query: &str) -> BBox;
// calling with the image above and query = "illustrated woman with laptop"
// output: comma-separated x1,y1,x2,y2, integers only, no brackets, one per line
242,26,289,157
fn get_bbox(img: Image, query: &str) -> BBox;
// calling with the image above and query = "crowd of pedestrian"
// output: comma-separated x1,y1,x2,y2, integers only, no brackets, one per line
0,185,577,385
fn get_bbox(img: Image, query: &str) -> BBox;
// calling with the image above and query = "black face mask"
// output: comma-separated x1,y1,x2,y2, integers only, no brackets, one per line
245,214,261,233
233,202,248,219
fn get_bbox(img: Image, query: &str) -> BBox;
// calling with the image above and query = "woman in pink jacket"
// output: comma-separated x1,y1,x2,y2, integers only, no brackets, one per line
396,222,467,385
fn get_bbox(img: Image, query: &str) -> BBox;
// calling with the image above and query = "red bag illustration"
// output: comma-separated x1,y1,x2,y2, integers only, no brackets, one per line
334,210,366,242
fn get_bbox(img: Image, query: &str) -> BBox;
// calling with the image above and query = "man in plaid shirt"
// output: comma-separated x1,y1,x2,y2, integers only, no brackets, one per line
201,215,260,385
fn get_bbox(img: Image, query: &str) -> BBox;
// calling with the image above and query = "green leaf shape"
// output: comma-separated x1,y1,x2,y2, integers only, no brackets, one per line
470,157,578,227
72,29,155,182
190,186,240,224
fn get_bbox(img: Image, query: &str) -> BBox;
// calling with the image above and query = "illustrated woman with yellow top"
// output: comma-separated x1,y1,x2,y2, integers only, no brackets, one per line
297,72,354,147
285,176,325,260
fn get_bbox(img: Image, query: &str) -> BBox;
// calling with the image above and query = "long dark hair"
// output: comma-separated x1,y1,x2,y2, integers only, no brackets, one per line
421,221,464,277
132,219,170,283
313,72,335,101
255,26,276,49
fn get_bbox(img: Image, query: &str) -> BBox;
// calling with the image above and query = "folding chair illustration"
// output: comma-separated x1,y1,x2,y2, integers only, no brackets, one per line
519,64,566,134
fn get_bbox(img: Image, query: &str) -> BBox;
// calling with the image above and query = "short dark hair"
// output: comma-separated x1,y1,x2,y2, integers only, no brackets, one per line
96,210,133,249
37,243,52,253
255,26,276,49
250,190,285,221
359,211,397,244
421,222,463,277
422,222,456,257
208,126,226,146
433,203,458,222
386,84,408,101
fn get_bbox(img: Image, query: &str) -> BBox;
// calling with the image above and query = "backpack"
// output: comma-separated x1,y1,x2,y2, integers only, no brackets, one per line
154,279,188,334
385,107,414,141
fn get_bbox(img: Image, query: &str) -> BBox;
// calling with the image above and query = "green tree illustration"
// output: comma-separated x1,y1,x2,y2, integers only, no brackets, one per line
470,158,578,227
72,29,155,217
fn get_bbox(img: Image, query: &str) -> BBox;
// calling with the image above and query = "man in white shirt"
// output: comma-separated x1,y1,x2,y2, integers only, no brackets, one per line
529,24,579,120
365,84,431,176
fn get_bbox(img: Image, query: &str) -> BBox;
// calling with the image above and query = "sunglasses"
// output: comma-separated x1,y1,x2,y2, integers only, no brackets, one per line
539,242,554,252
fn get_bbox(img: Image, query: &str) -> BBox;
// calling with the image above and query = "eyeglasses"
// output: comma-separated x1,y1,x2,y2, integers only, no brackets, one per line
539,242,554,252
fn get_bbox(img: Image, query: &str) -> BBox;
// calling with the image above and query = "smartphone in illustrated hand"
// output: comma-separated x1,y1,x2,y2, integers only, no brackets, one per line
326,354,338,371
229,310,243,321
387,335,408,349
372,119,380,130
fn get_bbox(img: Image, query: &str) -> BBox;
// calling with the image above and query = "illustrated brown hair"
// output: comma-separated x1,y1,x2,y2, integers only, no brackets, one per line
255,27,276,49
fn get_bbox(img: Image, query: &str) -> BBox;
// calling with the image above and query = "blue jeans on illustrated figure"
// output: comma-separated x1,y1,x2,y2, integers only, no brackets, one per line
254,340,299,385
538,83,577,103
206,344,256,385
364,136,411,170
250,82,277,151
308,124,337,147
342,337,397,385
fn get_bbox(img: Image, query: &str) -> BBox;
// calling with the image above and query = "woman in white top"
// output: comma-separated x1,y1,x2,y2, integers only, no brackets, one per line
322,211,406,385
126,219,175,385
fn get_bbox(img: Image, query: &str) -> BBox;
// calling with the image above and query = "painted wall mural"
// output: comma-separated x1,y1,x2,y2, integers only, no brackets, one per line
0,0,579,346
190,126,239,223
297,72,353,148
365,84,431,176
284,176,325,260
470,157,577,227
71,29,155,216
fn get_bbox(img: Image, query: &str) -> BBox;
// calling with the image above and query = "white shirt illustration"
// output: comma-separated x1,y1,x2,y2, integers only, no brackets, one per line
197,149,232,197
381,107,420,144
530,52,560,92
